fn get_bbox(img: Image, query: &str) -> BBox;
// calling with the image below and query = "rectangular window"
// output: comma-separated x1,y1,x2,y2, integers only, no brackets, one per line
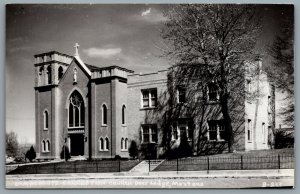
142,126,150,143
208,84,218,101
141,89,157,108
142,125,157,143
219,124,226,140
208,123,217,141
177,87,186,103
150,90,157,107
208,120,225,141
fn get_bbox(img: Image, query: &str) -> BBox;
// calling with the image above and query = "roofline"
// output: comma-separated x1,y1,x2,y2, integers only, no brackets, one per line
128,69,168,76
91,65,134,73
34,51,73,58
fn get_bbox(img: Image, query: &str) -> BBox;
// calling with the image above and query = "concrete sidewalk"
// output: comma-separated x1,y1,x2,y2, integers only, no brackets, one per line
6,169,294,179
6,169,294,189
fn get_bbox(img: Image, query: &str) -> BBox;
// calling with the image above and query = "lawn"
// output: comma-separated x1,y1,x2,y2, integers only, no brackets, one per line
154,148,294,171
7,160,140,174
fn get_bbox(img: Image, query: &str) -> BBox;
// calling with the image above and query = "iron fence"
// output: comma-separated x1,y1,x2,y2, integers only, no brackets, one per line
153,154,294,172
7,154,294,174
7,160,139,174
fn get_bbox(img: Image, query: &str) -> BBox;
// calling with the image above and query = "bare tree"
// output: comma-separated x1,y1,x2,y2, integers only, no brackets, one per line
267,11,294,126
6,132,19,157
160,4,262,152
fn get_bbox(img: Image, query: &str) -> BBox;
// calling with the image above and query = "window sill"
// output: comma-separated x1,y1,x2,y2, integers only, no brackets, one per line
43,129,48,131
68,126,85,129
99,150,109,152
140,107,157,111
101,125,108,127
208,140,226,142
121,150,128,152
121,124,127,127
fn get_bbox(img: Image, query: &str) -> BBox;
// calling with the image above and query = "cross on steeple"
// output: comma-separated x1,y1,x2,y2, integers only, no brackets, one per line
74,43,80,56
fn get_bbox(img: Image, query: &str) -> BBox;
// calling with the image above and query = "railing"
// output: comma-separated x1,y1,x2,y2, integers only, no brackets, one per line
7,154,294,175
7,160,139,174
153,154,294,172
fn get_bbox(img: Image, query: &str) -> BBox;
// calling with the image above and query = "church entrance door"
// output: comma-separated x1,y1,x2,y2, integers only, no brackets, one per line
70,134,84,156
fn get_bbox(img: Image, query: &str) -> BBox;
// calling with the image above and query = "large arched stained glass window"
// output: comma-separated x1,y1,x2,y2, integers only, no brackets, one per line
69,91,85,127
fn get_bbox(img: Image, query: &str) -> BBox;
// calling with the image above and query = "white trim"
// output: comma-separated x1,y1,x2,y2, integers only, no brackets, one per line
74,56,92,76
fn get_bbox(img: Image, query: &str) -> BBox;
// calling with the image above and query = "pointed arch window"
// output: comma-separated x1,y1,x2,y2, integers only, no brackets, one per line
102,104,107,125
69,91,85,128
99,137,104,151
121,138,124,150
105,137,109,151
58,66,64,80
39,67,44,85
42,140,46,152
46,140,51,152
43,110,49,130
122,105,126,125
125,138,128,150
47,66,52,84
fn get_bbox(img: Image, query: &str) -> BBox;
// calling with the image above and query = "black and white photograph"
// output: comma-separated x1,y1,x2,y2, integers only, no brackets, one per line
5,4,294,189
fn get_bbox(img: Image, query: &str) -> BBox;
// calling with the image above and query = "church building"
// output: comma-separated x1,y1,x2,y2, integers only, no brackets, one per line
34,45,275,160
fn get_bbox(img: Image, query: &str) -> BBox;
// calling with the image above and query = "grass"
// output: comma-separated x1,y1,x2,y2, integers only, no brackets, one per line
7,160,140,175
154,148,294,171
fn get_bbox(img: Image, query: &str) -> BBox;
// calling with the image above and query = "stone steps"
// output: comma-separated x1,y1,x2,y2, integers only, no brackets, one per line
129,160,164,173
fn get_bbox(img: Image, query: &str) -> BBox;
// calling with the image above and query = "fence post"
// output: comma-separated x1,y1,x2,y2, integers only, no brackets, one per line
74,162,77,173
207,157,209,174
278,154,281,169
118,159,121,172
241,155,243,170
148,159,151,172
35,164,38,174
177,158,179,173
54,163,56,173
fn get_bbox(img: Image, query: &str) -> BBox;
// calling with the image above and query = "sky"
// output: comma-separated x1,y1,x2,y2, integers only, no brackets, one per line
6,4,293,144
